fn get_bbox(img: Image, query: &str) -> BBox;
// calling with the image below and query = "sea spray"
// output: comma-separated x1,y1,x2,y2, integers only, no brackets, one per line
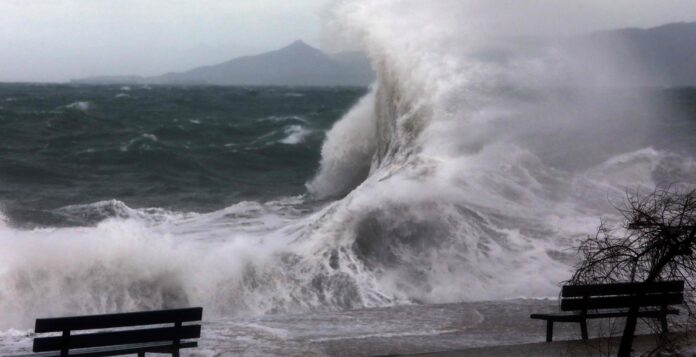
308,88,377,198
0,199,308,328
307,0,696,303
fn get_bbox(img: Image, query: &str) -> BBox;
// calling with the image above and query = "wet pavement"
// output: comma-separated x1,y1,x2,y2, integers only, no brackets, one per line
0,299,686,356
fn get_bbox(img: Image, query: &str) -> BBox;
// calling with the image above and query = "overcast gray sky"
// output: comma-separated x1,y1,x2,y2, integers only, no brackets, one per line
1,0,695,83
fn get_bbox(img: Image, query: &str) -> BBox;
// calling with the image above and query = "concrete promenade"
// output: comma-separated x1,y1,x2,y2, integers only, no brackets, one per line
1,299,690,356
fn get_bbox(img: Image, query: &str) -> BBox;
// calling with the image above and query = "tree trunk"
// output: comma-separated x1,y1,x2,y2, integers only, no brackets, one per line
618,243,683,357
618,305,639,357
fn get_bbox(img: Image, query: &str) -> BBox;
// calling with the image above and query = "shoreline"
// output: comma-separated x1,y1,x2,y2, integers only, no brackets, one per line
2,299,690,356
398,333,694,357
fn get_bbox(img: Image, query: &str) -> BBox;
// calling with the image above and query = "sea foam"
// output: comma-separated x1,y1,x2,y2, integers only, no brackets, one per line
280,125,313,145
64,101,92,112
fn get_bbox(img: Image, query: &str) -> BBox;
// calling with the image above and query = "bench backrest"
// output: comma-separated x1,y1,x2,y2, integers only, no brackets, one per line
32,307,203,353
560,281,684,312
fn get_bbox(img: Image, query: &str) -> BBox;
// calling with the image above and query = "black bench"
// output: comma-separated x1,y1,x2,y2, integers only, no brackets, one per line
8,307,202,357
530,281,683,342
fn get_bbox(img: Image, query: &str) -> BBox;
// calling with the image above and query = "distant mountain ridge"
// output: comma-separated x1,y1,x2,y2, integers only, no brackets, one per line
73,40,376,87
582,22,696,87
73,22,696,87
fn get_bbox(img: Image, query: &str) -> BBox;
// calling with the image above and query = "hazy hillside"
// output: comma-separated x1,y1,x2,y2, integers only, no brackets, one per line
588,22,696,87
71,22,696,87
73,41,375,87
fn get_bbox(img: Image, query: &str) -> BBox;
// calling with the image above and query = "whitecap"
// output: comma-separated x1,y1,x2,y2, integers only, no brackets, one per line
258,115,308,124
64,101,92,112
120,133,158,151
142,133,158,142
279,125,312,145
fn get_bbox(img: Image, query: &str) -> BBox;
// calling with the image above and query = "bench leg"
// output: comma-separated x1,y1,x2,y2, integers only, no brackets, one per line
172,350,180,357
138,353,145,357
546,321,554,342
580,319,588,340
660,315,669,334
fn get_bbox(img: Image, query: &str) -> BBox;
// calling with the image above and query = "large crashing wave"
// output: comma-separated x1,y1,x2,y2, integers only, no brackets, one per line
307,0,696,302
2,0,696,329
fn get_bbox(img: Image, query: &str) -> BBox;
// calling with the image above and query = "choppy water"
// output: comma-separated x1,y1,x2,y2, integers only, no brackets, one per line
2,2,696,356
0,84,365,227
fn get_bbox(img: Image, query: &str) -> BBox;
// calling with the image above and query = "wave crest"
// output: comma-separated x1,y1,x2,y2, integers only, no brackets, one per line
307,89,377,198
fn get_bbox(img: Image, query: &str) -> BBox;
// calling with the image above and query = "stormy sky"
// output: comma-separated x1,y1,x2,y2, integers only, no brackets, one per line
1,0,695,82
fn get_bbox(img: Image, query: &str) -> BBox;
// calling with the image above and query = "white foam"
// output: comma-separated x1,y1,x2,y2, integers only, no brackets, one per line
304,0,696,304
64,101,92,112
0,199,306,329
142,133,158,142
120,134,159,151
279,125,312,145
259,115,308,124
307,89,377,198
0,329,31,338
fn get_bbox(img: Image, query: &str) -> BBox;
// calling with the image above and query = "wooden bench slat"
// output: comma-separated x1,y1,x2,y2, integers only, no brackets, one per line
34,307,202,333
531,308,679,321
530,314,584,322
585,308,680,319
14,341,197,357
33,325,200,352
561,280,684,297
561,292,683,311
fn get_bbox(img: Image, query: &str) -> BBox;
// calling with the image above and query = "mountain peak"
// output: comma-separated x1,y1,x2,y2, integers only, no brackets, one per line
73,38,376,86
282,40,319,53
288,39,309,47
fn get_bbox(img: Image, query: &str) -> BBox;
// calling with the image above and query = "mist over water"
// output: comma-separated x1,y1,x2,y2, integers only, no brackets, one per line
310,0,696,302
2,0,696,331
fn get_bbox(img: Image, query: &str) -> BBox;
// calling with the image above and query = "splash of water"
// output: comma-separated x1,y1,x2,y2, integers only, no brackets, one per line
306,0,696,303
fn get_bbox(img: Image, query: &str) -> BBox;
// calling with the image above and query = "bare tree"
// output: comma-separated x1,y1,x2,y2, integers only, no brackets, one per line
568,186,696,356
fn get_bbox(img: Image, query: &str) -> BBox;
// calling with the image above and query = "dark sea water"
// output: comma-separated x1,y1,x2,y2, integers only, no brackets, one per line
0,84,366,227
2,84,694,230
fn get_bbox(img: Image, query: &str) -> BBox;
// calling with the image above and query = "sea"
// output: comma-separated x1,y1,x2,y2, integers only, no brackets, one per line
0,84,364,227
2,1,696,355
